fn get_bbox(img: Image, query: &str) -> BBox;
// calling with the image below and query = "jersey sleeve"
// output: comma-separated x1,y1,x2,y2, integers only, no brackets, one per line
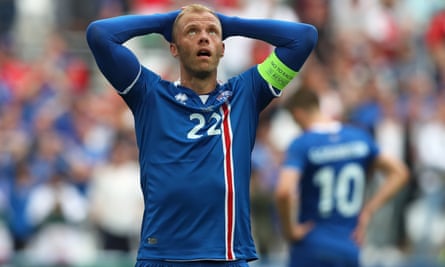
218,14,318,90
365,131,381,161
350,126,381,164
283,138,306,171
118,67,162,114
86,12,178,92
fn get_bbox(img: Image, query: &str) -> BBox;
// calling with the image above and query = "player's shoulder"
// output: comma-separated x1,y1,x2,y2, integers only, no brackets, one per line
140,66,164,84
287,132,315,152
340,123,373,138
122,67,173,103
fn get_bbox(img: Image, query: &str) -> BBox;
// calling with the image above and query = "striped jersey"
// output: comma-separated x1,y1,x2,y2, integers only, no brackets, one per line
121,65,278,261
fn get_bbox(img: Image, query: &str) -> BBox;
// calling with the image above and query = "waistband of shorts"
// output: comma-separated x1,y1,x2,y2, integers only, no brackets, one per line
136,259,248,267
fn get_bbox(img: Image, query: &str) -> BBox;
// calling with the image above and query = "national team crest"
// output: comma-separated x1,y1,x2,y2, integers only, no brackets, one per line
216,90,232,102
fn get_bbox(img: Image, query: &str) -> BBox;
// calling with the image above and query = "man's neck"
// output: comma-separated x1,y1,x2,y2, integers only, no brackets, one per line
304,113,332,130
179,73,218,95
307,116,340,132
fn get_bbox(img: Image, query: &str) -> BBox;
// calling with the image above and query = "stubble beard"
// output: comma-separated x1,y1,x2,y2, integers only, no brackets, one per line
194,69,213,80
185,63,215,80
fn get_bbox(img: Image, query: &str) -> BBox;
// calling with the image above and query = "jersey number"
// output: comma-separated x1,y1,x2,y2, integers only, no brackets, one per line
187,112,222,139
313,163,365,218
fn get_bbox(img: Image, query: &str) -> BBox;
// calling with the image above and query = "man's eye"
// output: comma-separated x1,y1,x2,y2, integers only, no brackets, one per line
188,30,197,36
209,30,217,35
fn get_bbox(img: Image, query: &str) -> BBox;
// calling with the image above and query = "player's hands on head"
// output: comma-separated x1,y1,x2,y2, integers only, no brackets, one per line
161,10,180,43
215,13,232,40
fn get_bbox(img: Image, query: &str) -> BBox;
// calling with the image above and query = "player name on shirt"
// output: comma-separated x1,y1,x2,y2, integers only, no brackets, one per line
308,141,369,164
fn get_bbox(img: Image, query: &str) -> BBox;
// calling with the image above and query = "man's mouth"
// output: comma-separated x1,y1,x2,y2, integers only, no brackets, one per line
197,49,211,57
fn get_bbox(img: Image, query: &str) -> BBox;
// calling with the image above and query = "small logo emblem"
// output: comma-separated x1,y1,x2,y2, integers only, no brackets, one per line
147,237,157,245
216,90,232,102
175,93,188,104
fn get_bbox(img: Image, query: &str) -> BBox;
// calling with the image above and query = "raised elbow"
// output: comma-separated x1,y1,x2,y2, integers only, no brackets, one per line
86,21,105,48
86,19,120,52
302,23,318,52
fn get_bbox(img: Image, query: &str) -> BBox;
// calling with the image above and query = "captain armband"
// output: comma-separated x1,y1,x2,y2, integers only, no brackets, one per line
257,52,297,90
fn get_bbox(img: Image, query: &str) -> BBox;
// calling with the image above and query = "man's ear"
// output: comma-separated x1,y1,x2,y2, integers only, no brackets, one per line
220,42,225,58
170,43,178,57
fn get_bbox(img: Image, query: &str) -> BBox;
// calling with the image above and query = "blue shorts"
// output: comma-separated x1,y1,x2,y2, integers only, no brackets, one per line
135,260,249,267
288,229,359,267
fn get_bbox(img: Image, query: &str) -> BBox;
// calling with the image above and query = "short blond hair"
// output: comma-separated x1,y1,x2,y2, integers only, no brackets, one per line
172,4,220,42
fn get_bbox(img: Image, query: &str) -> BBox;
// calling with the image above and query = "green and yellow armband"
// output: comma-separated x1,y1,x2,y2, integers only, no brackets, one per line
257,52,297,90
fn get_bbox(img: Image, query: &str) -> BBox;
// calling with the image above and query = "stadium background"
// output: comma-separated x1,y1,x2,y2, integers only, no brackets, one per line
0,0,445,266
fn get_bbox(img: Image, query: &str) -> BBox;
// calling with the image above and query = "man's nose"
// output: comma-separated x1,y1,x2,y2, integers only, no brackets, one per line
198,32,210,44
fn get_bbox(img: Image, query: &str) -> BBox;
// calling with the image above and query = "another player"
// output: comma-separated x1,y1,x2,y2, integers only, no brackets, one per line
275,86,409,267
86,3,317,267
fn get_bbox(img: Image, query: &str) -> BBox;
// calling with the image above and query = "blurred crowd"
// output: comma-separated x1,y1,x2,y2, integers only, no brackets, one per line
0,0,445,266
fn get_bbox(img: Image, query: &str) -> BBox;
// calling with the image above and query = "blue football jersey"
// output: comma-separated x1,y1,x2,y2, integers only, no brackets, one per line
120,65,278,262
282,122,380,266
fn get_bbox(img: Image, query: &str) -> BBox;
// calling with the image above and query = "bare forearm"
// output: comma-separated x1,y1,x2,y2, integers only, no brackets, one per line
275,194,296,240
364,158,409,215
